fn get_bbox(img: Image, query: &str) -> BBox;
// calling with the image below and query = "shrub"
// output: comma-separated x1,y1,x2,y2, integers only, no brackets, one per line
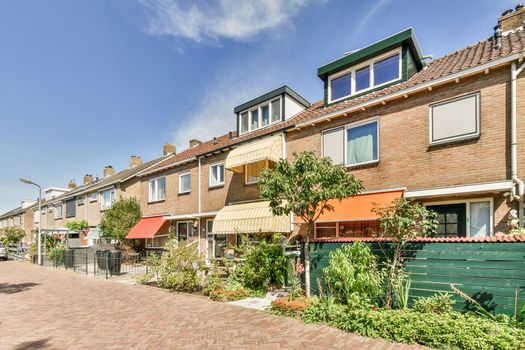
323,242,384,305
301,296,348,324
236,234,287,290
203,272,225,296
304,306,525,350
157,239,204,292
135,274,153,285
209,288,250,302
413,293,455,314
49,247,65,265
270,297,313,317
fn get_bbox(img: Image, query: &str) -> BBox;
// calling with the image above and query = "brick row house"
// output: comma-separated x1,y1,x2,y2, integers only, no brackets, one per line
2,6,525,256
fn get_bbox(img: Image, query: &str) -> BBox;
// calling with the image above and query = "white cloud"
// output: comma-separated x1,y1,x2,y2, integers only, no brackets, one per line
140,0,314,43
349,0,392,43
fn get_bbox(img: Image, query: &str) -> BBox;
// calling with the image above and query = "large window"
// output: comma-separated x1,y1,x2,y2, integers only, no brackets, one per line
65,199,76,218
245,160,267,185
149,176,166,202
315,220,381,239
209,163,225,187
177,221,197,242
328,48,401,103
322,119,379,167
239,98,282,135
426,199,492,238
430,92,480,144
89,192,97,202
100,189,115,210
54,204,63,219
179,172,191,194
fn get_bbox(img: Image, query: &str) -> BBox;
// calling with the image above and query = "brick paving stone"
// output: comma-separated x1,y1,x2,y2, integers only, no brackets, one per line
0,262,426,349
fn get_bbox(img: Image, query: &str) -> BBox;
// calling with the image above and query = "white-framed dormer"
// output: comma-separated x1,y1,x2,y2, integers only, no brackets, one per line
327,47,402,104
238,97,282,135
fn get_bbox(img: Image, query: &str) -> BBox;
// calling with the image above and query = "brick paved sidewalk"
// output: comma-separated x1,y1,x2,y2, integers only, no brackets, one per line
0,262,424,349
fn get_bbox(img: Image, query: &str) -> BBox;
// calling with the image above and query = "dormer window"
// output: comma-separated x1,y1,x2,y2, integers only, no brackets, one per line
328,48,401,103
235,86,310,136
239,98,282,134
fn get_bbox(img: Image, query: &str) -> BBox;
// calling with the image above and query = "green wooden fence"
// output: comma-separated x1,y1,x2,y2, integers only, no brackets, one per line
308,242,525,316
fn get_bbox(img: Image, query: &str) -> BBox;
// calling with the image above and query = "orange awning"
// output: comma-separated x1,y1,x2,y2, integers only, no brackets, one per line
126,216,169,239
299,190,403,223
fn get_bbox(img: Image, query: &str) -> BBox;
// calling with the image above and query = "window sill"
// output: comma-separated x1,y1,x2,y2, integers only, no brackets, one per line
178,191,191,196
345,160,379,169
148,199,165,204
428,134,480,148
209,184,225,190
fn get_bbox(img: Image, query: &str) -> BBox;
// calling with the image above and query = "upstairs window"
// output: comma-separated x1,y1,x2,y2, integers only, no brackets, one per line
100,189,115,210
328,48,401,103
89,193,97,202
179,171,191,194
54,204,63,219
66,199,76,218
209,163,225,187
322,119,379,167
239,97,282,135
430,92,480,145
149,176,166,202
77,196,85,206
245,160,269,185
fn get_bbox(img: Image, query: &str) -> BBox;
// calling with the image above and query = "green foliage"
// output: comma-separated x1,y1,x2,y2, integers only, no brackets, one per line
203,271,225,296
413,293,456,314
135,274,153,285
235,234,287,291
373,199,438,307
323,242,384,305
392,275,411,309
0,227,26,247
143,252,161,277
302,296,348,324
209,288,250,302
302,305,525,350
28,242,37,257
65,220,89,231
157,239,204,292
259,151,364,296
49,247,65,265
100,197,141,241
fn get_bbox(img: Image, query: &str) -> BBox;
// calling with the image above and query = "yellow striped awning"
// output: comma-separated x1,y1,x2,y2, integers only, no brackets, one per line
212,201,290,235
225,135,283,172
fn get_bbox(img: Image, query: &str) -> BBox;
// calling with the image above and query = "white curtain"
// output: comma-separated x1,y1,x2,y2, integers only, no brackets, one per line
347,134,374,164
470,201,490,237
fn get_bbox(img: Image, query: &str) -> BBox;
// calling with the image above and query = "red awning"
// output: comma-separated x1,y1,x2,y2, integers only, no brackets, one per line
126,216,168,239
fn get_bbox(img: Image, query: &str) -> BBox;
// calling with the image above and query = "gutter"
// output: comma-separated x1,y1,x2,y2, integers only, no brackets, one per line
511,60,525,224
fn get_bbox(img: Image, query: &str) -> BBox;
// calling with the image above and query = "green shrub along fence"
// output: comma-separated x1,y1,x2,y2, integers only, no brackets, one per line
308,242,525,316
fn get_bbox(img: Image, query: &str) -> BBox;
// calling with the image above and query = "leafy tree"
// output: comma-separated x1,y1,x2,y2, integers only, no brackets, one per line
373,198,438,307
65,219,89,231
259,151,364,297
100,197,141,242
0,227,26,248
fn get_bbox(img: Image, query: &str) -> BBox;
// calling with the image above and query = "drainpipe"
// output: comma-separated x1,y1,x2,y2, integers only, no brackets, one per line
198,157,202,254
511,61,525,225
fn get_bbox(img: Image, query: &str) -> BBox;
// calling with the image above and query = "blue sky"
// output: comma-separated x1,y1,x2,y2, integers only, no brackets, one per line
0,0,517,213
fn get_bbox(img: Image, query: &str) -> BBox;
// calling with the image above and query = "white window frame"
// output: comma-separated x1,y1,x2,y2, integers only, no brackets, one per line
176,221,193,241
89,192,98,202
77,195,85,206
148,176,166,203
100,188,115,210
322,117,379,168
209,162,225,188
54,204,63,219
429,92,481,145
423,197,494,237
238,96,282,135
328,47,402,104
178,171,191,194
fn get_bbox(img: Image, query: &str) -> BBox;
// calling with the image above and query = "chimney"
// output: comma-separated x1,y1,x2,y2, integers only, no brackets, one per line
129,155,142,168
498,4,525,32
83,174,94,185
163,143,176,155
189,139,202,148
68,180,77,189
103,166,115,178
494,24,502,50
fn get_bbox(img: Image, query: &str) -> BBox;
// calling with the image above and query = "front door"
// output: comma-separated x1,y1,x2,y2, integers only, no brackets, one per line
427,203,467,237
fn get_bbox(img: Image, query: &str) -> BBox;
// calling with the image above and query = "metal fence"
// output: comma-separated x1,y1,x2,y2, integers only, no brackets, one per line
7,243,27,261
40,249,152,279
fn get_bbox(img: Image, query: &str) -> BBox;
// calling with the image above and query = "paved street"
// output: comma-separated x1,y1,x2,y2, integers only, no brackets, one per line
1,262,422,349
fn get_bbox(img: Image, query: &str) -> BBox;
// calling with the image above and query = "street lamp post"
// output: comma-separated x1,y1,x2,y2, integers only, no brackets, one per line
20,178,42,265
